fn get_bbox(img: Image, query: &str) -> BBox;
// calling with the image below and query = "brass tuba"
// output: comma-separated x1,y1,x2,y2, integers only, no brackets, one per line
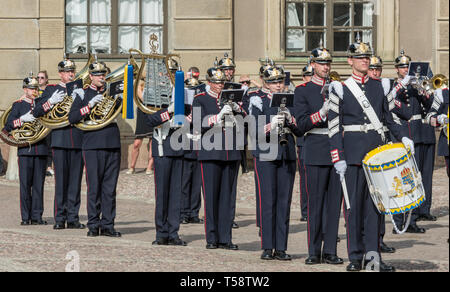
0,102,51,148
39,54,95,129
74,57,139,131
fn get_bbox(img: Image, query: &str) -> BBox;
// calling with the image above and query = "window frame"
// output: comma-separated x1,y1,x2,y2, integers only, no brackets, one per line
283,0,377,58
65,0,168,59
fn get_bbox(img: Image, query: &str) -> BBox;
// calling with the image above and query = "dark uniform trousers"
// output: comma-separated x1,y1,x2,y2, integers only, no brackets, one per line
200,160,238,245
294,78,343,256
154,156,183,240
83,149,120,230
305,164,341,256
297,145,308,219
181,158,202,220
254,159,295,251
52,148,83,223
18,156,47,222
344,165,382,262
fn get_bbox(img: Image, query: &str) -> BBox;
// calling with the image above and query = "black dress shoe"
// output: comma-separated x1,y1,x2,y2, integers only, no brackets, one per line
260,249,274,260
20,220,31,226
31,220,48,225
346,261,362,272
322,254,344,265
87,229,99,237
379,262,396,272
300,217,308,222
380,242,396,253
53,222,66,230
418,214,437,221
305,255,321,265
180,218,190,224
188,217,203,224
206,243,218,249
67,222,86,229
100,228,121,237
218,243,239,250
406,224,426,233
232,221,239,229
152,238,169,245
273,250,291,261
168,237,187,246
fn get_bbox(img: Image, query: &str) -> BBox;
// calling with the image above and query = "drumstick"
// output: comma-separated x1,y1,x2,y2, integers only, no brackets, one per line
341,177,351,210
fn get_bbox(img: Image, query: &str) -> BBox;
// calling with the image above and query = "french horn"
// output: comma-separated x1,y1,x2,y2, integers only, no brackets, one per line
74,57,139,131
0,99,51,148
39,54,95,129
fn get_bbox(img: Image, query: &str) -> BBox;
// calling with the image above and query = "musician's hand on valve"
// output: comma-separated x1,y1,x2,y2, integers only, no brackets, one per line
270,114,285,132
88,94,104,108
402,137,415,155
437,114,448,125
20,111,36,123
167,103,174,114
217,104,233,121
231,102,242,113
334,160,347,181
319,99,329,120
71,88,85,101
49,90,65,105
400,75,411,88
281,108,292,122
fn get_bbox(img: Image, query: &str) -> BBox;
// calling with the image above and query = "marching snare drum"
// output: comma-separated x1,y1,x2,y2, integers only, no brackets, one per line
362,143,426,233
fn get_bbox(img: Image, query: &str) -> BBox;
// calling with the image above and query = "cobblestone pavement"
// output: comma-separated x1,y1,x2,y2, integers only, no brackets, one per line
0,165,448,272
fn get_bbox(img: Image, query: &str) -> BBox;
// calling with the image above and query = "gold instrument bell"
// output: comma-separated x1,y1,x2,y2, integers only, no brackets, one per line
0,73,51,147
40,54,95,129
75,56,139,131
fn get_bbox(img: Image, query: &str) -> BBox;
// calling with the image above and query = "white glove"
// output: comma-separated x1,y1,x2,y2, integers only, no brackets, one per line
119,82,124,91
20,111,36,123
72,88,85,101
280,108,292,123
49,90,65,105
270,114,285,132
217,104,233,121
437,114,448,125
400,75,411,88
88,94,104,108
334,160,347,181
402,137,415,155
319,99,329,120
231,102,242,113
167,103,174,114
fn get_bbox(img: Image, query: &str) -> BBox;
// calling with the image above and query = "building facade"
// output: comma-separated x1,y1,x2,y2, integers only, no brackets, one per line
0,0,449,168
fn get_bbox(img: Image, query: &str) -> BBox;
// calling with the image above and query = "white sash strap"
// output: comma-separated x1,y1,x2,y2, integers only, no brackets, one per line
344,78,386,142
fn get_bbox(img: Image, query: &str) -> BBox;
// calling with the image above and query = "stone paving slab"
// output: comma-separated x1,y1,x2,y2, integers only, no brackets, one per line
0,166,448,272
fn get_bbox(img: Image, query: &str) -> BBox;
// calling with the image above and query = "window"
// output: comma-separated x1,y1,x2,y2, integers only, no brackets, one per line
65,0,166,58
285,0,375,57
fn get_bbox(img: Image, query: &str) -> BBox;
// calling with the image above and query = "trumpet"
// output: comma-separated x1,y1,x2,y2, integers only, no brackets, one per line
277,100,289,146
411,72,448,96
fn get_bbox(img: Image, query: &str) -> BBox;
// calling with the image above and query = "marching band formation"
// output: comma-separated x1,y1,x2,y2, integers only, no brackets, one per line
1,34,448,272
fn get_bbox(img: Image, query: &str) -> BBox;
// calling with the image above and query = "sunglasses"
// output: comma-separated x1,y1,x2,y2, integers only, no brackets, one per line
240,80,251,85
37,76,46,79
